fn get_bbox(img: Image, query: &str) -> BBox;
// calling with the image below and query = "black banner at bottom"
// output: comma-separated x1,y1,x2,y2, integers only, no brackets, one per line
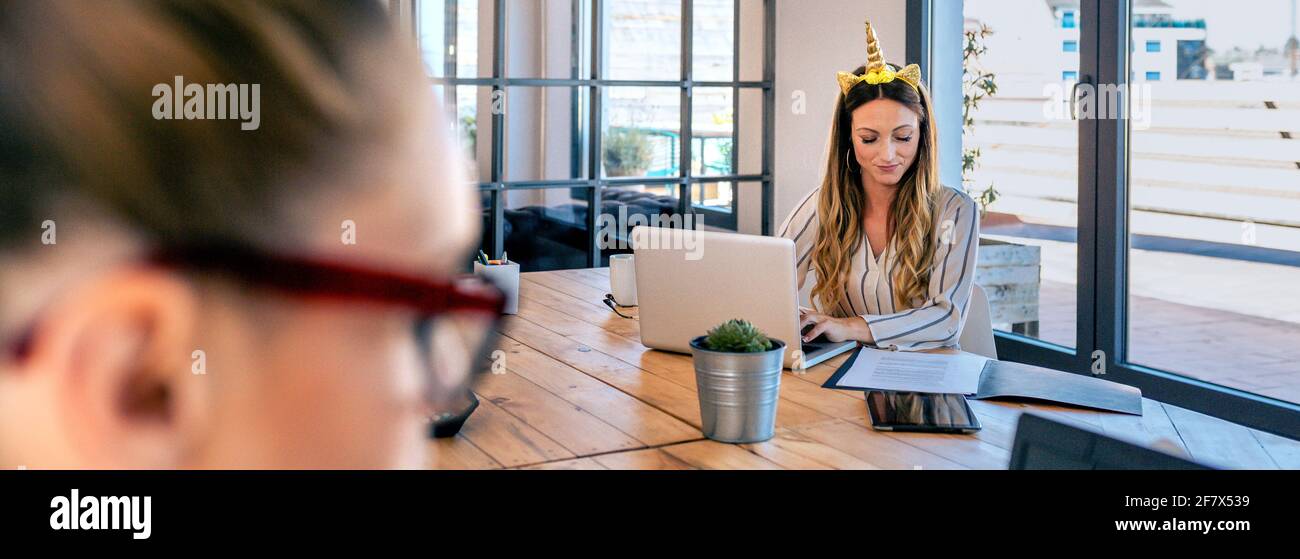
0,470,1290,547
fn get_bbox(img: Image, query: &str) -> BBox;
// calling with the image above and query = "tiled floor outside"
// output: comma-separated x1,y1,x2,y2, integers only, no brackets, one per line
996,264,1300,406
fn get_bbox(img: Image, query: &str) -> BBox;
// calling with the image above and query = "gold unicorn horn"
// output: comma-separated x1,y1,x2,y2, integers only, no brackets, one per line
865,20,886,73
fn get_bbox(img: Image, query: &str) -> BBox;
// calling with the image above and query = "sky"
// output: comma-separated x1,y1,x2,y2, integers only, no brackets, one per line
1166,0,1298,51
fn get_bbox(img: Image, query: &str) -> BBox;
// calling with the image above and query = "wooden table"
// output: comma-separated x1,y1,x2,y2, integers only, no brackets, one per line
431,268,1300,470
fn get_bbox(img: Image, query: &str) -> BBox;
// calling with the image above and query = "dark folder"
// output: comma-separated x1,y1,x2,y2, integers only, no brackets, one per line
822,346,1144,416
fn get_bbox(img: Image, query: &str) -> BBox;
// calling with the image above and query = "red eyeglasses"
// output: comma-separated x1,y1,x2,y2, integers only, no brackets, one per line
4,241,506,418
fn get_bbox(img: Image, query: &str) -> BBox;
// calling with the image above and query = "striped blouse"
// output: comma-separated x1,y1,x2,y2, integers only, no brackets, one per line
778,186,981,351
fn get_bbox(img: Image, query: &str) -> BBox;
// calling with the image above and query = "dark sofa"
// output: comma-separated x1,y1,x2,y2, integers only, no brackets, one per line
481,189,682,272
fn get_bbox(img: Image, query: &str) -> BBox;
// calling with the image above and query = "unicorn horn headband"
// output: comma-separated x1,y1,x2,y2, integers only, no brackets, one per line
836,19,922,95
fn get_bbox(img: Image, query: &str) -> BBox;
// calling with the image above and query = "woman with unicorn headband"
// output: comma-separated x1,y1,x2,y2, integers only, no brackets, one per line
785,19,981,351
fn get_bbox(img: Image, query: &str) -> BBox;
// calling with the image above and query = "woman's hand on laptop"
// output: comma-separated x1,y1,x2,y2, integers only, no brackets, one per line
799,308,874,344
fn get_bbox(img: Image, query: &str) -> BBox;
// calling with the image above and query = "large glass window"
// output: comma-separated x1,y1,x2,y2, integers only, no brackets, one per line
414,0,773,269
605,0,681,81
418,0,483,78
964,0,1082,349
1126,0,1300,406
940,0,1300,436
602,87,681,179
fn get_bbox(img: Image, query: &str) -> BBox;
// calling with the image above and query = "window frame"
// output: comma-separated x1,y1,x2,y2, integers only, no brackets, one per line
405,0,776,268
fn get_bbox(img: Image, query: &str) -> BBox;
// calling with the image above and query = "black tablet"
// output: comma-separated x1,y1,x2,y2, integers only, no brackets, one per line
865,391,981,434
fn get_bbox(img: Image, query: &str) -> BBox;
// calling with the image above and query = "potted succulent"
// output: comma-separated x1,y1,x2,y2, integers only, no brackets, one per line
689,319,788,443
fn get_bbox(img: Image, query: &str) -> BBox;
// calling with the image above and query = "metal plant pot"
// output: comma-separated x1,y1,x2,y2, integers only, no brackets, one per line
689,336,787,443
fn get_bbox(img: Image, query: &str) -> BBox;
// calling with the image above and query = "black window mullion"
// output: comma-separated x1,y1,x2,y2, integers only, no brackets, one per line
402,0,418,41
905,0,931,81
489,0,506,259
1076,0,1101,372
761,0,775,235
729,0,740,224
490,0,505,185
678,0,693,218
1095,0,1128,369
570,0,583,180
444,0,459,78
586,0,603,268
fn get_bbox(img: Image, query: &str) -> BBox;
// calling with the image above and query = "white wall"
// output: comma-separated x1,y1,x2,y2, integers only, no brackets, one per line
736,0,767,234
773,0,908,228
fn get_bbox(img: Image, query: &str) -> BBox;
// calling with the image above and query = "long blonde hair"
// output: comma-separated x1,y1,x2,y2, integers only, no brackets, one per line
810,64,943,315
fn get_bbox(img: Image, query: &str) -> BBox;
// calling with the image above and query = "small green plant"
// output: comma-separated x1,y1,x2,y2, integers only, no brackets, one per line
603,127,653,177
704,319,774,353
962,23,1000,217
716,138,733,173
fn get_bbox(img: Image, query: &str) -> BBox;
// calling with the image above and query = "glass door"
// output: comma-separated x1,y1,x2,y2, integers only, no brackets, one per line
962,0,1085,351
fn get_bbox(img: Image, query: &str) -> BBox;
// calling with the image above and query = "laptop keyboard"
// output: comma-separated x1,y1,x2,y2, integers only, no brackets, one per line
801,335,832,354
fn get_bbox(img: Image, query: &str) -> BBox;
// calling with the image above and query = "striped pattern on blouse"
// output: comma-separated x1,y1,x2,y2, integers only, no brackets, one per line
778,186,981,351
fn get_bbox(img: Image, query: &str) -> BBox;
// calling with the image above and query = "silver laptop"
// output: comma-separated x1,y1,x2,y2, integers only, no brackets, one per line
631,226,857,369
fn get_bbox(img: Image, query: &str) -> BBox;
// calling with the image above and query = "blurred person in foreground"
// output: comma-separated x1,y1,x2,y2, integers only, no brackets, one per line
0,0,500,469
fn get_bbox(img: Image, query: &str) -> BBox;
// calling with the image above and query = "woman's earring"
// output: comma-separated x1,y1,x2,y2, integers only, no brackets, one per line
845,148,859,172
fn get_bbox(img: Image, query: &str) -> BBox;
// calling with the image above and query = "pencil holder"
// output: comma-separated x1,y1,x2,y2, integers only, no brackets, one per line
474,261,519,314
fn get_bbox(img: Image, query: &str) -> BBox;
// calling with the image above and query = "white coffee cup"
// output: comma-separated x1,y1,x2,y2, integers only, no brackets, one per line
609,254,637,307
